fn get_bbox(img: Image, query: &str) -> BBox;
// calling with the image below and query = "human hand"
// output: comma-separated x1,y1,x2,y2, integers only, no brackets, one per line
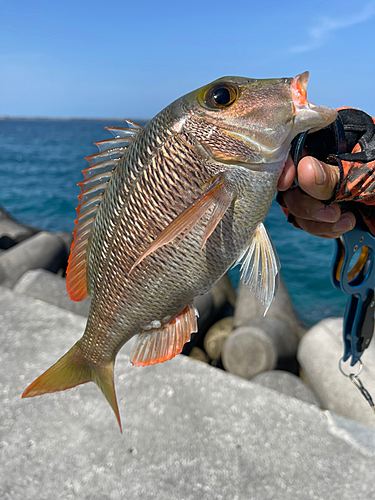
277,155,356,239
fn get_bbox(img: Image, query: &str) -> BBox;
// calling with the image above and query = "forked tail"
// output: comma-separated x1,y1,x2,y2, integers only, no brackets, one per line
22,343,122,432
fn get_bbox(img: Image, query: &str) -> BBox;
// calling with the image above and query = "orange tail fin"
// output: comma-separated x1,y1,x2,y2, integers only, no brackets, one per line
22,343,122,432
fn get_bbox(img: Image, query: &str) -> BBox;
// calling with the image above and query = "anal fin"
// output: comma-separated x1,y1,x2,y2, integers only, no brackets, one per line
131,305,198,367
234,223,280,314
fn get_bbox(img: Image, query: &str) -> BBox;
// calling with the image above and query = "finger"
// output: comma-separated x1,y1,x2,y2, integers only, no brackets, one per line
277,155,296,191
282,187,341,222
297,156,340,200
294,212,356,237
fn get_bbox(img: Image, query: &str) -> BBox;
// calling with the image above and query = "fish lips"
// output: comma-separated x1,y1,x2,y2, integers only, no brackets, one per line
291,72,337,135
293,103,337,135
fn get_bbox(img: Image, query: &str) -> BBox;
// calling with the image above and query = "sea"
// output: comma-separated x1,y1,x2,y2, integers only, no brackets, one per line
0,118,348,327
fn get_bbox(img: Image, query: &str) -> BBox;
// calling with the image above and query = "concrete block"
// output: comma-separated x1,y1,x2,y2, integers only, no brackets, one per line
223,276,306,380
252,370,321,407
14,269,91,317
0,205,40,249
188,346,209,363
222,325,278,379
193,273,235,328
1,287,375,499
298,317,375,428
234,276,306,338
185,274,235,356
203,316,233,361
0,231,72,288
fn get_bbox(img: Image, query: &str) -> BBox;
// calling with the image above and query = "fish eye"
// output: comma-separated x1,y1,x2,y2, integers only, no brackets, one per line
202,83,238,110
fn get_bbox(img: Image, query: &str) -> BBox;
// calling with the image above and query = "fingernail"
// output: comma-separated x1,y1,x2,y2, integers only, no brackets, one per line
314,206,339,222
333,215,354,233
312,158,326,185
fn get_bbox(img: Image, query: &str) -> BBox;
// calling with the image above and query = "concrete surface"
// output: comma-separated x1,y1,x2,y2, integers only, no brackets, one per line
13,269,91,317
222,324,278,378
0,231,72,287
298,317,375,429
1,287,375,500
252,370,321,407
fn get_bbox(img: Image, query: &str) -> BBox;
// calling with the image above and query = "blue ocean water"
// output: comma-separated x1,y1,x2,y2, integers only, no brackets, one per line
0,119,347,326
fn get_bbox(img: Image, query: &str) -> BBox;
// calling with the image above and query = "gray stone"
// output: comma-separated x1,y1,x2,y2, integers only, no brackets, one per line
209,272,236,308
0,231,72,288
203,316,234,360
1,287,375,500
0,205,40,249
188,346,209,363
252,370,321,407
298,317,375,428
223,276,306,380
234,275,306,340
14,269,91,317
222,325,278,378
192,273,235,337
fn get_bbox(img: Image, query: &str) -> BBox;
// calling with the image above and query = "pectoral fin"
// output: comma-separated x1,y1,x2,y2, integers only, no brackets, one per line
234,223,280,314
129,176,234,273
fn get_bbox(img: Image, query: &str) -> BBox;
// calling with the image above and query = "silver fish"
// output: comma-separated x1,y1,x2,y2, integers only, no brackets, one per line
23,72,337,430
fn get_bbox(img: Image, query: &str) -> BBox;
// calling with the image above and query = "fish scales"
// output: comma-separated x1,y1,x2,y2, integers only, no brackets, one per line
84,116,226,358
22,74,338,430
88,133,264,347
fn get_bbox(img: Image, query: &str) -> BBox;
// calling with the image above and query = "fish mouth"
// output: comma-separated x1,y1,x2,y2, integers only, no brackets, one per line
291,71,310,111
225,129,279,154
291,71,337,134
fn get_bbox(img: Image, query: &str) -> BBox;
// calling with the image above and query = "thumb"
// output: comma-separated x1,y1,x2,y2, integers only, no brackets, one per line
298,156,340,200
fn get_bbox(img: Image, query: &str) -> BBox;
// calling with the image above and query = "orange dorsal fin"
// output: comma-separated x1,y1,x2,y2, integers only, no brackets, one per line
129,175,233,274
66,120,143,301
131,304,198,367
22,342,122,432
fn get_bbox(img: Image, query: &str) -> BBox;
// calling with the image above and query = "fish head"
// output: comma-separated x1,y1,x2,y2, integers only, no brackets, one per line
174,72,337,166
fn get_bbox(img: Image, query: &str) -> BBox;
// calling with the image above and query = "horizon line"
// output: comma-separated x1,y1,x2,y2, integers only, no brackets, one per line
0,115,149,122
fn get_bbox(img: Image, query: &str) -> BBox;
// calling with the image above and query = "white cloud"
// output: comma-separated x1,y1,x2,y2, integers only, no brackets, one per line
290,1,375,53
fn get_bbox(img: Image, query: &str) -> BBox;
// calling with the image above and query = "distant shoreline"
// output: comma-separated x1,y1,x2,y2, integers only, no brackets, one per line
0,116,149,122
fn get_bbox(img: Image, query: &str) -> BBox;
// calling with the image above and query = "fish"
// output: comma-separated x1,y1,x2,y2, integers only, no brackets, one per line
22,72,337,430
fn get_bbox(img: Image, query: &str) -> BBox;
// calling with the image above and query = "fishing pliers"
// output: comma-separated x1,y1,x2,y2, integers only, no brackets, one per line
291,117,375,367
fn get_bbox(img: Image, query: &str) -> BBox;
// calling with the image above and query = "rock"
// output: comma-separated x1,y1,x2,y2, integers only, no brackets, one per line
0,205,40,249
1,287,375,499
184,274,235,356
189,347,209,363
14,269,91,317
203,316,233,361
252,370,321,407
0,231,72,288
234,275,305,348
222,276,305,380
222,325,278,379
298,317,375,428
210,272,236,308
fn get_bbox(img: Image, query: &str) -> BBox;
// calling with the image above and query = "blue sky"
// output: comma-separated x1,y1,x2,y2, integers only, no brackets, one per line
1,0,375,119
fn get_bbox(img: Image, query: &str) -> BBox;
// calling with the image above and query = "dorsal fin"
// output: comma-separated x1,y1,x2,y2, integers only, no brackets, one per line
66,120,143,301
